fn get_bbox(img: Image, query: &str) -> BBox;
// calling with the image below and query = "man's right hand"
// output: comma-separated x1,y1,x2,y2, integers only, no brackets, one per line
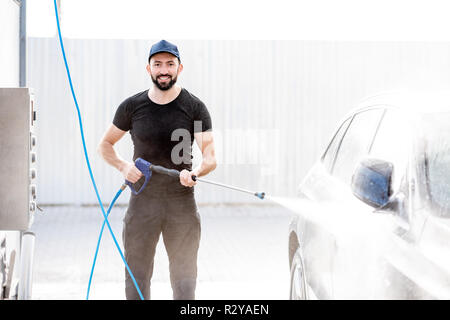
120,161,143,183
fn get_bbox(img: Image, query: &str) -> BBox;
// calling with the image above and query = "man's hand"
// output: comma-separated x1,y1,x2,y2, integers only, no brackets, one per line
120,161,143,183
179,169,197,187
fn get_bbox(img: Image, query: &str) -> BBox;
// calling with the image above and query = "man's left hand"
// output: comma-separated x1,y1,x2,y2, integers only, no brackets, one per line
179,169,197,187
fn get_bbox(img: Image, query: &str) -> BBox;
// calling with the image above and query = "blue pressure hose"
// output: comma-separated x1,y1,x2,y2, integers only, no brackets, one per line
53,1,144,300
86,186,124,300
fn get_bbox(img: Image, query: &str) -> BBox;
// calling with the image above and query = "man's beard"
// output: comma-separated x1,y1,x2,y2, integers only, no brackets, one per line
151,74,178,91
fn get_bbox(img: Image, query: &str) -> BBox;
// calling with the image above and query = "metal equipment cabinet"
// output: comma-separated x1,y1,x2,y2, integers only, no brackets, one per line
0,88,36,300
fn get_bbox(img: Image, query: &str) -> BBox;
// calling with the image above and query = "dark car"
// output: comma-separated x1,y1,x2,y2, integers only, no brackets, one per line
288,92,450,299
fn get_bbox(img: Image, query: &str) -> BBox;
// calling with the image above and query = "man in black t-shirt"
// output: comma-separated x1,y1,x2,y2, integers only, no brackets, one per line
97,40,217,300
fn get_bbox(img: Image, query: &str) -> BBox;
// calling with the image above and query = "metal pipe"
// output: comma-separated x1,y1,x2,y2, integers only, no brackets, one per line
193,176,266,199
17,231,35,300
19,0,26,87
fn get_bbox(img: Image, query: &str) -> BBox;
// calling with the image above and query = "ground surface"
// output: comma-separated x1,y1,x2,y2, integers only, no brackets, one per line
30,203,292,300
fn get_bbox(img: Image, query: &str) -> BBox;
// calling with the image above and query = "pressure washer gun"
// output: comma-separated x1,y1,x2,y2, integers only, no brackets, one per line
124,157,266,199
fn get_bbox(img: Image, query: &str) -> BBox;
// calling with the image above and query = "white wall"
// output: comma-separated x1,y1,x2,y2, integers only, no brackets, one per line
0,0,20,86
27,38,450,205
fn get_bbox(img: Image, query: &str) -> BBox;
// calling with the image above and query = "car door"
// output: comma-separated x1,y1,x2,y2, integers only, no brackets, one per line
298,108,384,299
294,117,351,299
415,112,450,299
332,107,411,298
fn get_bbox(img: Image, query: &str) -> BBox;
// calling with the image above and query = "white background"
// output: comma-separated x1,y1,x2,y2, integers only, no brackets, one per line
28,0,450,41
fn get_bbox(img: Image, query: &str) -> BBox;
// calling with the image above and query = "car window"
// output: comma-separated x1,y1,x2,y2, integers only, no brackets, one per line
321,117,352,172
332,109,384,185
369,109,410,194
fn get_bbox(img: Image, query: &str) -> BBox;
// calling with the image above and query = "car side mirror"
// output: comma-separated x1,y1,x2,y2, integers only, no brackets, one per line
351,158,393,208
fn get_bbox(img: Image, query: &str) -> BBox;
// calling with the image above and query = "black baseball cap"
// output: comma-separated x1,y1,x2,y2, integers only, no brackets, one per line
148,40,180,62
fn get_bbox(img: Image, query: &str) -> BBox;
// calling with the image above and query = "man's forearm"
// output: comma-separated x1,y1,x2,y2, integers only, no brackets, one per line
97,141,127,172
192,155,216,178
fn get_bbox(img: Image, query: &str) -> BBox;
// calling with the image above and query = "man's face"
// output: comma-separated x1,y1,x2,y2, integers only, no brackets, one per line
147,52,183,91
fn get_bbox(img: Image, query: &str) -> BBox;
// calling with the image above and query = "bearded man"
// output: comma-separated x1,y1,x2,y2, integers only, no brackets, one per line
97,40,216,300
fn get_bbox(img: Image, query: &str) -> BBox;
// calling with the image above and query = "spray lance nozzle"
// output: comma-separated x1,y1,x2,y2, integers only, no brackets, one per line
255,192,265,200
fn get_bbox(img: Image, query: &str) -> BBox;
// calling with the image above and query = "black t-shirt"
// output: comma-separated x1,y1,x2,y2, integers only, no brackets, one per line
113,88,212,197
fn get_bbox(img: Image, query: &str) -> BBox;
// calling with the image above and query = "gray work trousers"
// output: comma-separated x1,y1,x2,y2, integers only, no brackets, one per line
122,191,201,300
